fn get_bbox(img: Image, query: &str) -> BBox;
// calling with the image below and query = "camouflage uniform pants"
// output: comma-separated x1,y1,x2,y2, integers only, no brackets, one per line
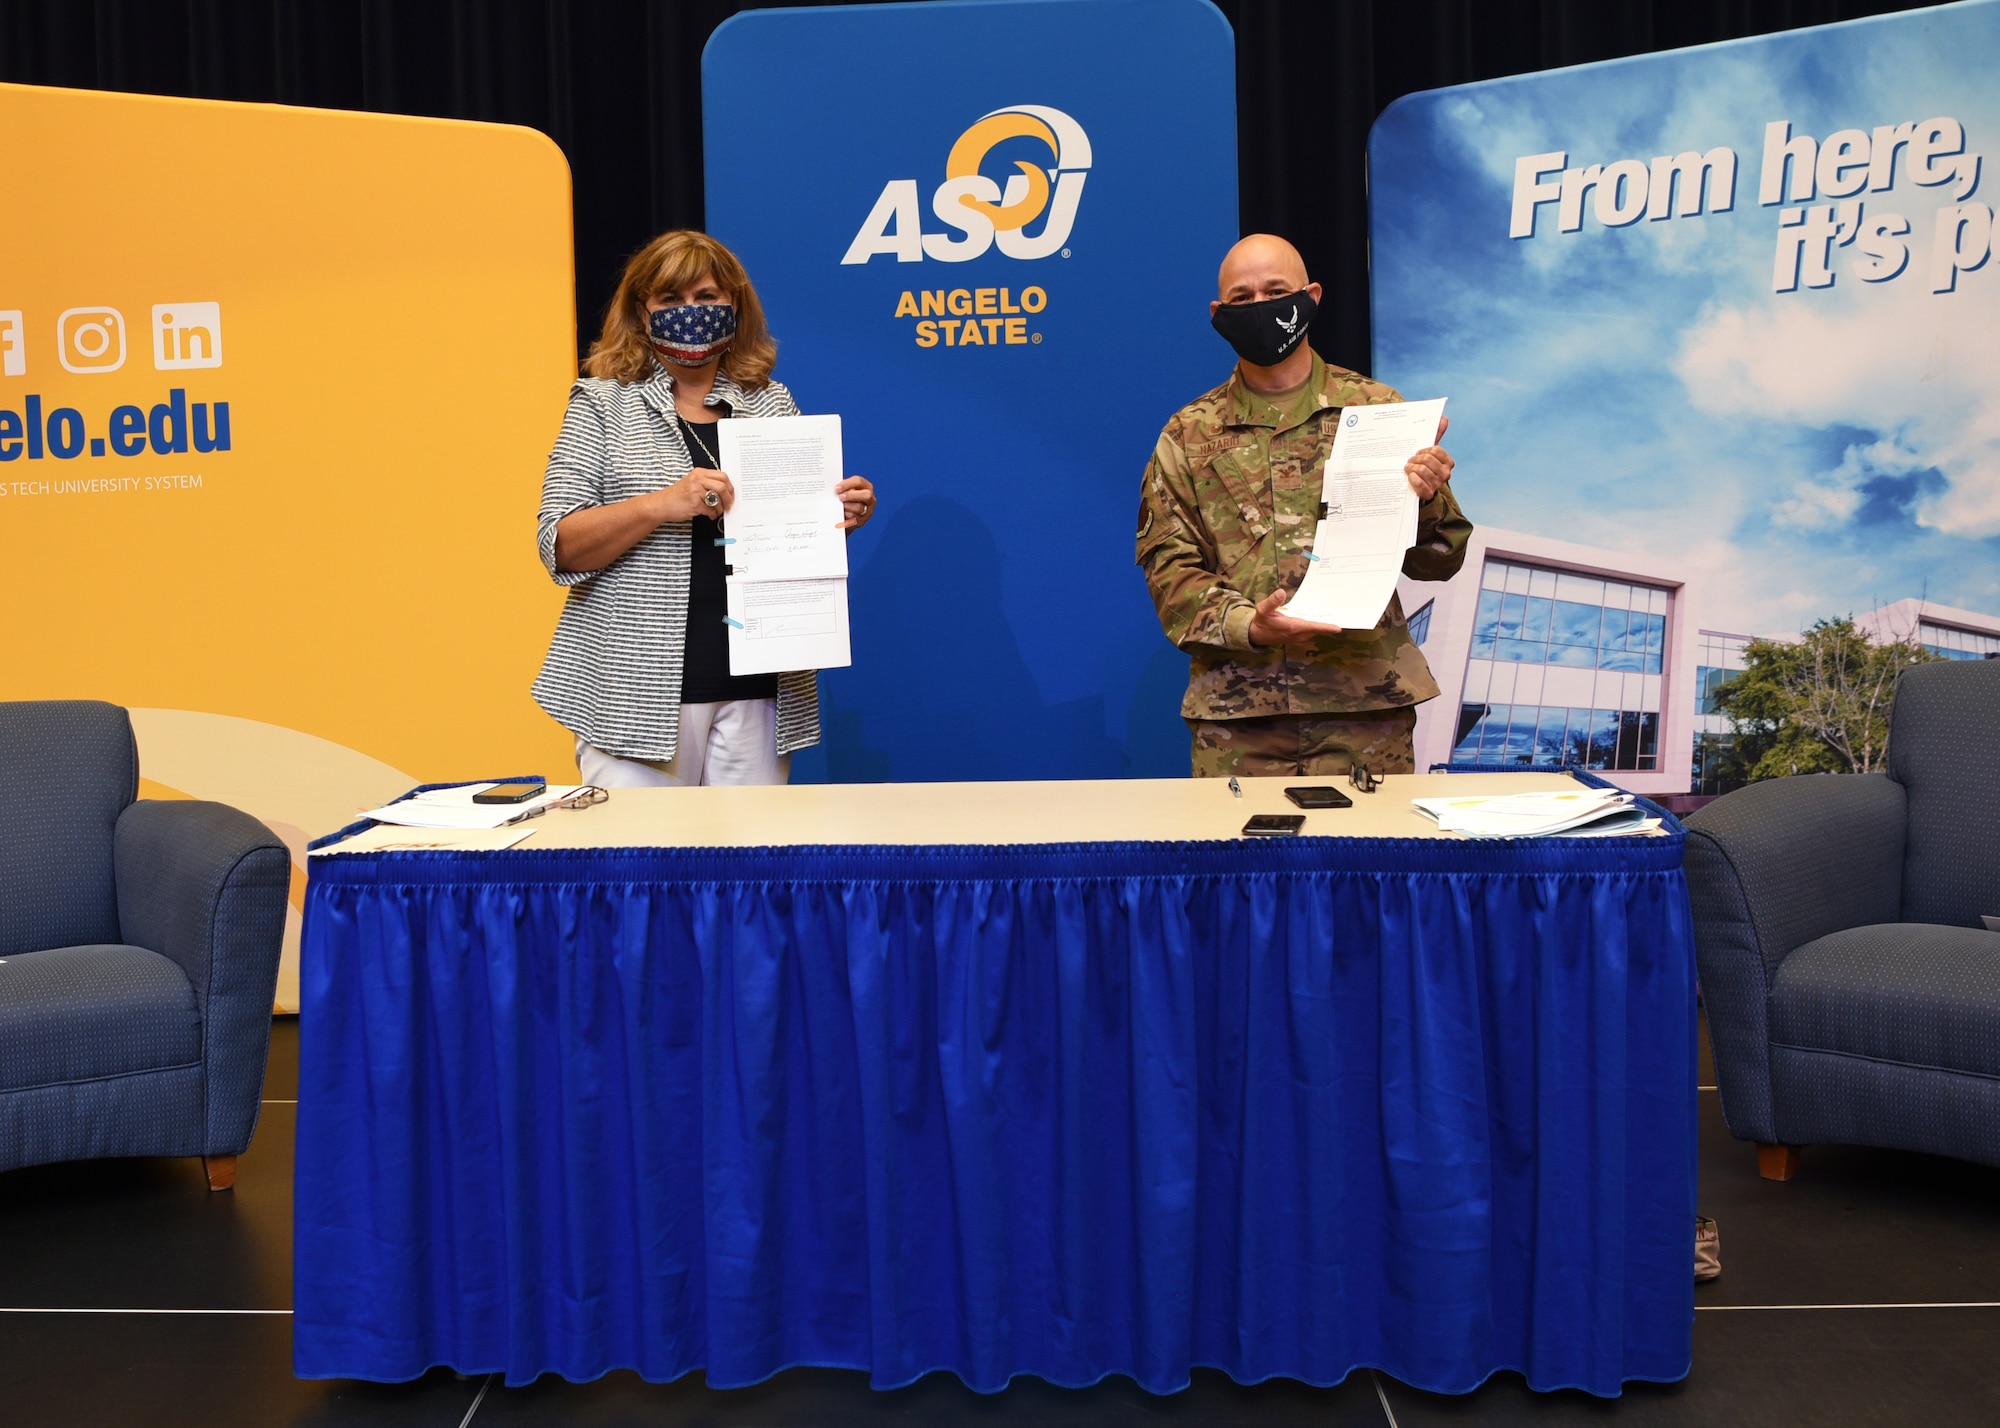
1187,707,1419,779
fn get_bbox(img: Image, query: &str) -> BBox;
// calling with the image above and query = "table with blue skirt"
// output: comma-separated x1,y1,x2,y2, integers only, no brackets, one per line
293,771,1697,1397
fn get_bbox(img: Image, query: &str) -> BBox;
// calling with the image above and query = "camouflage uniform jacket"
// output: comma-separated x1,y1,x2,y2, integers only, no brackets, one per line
1136,353,1473,720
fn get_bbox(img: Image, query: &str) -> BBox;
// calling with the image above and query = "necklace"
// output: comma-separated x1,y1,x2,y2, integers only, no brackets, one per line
678,415,725,525
679,414,721,468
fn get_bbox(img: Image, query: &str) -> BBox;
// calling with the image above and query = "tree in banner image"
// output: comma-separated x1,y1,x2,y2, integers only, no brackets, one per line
1712,617,1937,783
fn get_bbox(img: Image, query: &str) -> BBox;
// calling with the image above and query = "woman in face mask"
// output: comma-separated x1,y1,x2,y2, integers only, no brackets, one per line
532,229,877,788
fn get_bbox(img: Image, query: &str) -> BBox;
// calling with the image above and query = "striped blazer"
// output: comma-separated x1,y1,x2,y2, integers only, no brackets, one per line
531,366,821,762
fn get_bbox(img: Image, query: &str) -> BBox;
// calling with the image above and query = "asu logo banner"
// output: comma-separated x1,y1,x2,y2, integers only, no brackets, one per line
842,104,1093,264
705,0,1237,782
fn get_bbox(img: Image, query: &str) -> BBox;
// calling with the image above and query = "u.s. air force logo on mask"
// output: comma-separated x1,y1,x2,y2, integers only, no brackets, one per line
841,105,1091,265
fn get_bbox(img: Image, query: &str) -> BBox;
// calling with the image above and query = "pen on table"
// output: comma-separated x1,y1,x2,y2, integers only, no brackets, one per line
1229,776,1242,799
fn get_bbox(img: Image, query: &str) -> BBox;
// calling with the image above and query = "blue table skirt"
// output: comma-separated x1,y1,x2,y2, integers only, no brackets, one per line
294,835,1697,1396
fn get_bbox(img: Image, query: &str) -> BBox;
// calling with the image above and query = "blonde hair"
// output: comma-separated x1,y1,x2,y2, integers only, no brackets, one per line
582,229,778,388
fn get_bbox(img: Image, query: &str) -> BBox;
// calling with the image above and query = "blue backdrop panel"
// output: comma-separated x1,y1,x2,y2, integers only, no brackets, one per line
702,0,1238,782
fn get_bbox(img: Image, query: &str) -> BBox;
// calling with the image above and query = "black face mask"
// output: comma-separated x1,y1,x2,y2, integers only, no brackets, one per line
1211,288,1316,367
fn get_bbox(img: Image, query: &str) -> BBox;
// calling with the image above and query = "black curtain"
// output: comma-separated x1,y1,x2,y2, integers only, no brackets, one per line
0,0,1940,372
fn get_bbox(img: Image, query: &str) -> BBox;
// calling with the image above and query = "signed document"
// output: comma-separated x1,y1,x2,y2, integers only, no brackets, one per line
726,576,852,675
1282,397,1447,630
353,783,584,831
716,414,849,581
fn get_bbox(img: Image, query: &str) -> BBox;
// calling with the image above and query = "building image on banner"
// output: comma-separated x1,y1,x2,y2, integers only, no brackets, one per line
1371,0,2000,794
0,84,577,1008
704,0,1237,783
1396,527,1695,795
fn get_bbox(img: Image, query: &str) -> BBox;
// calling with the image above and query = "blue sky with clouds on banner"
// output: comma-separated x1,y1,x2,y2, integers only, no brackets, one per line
1369,0,2000,641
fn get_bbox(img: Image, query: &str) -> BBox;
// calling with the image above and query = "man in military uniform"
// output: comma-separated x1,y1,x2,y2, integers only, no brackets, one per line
1136,234,1471,778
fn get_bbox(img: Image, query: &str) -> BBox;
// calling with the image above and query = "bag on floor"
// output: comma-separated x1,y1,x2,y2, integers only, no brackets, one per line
1695,1216,1721,1281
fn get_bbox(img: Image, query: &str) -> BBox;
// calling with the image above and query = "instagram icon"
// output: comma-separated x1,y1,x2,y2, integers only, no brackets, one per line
57,306,127,374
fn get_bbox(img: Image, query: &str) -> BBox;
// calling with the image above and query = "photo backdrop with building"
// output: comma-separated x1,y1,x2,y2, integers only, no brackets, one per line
1371,1,2000,791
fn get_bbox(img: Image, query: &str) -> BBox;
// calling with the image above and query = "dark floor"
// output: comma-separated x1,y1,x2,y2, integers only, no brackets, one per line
5,1019,1999,1426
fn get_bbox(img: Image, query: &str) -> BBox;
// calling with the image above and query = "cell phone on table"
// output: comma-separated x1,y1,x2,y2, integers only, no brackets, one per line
1285,785,1352,809
1242,813,1306,837
471,782,546,805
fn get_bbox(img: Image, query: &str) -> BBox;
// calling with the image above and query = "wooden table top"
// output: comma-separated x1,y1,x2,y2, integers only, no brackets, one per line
319,770,1609,854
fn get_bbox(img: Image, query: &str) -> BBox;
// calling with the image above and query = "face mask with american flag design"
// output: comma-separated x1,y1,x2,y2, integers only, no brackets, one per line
647,303,738,367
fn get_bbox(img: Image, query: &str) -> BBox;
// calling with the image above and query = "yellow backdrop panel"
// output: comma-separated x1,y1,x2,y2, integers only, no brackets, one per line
0,84,578,1009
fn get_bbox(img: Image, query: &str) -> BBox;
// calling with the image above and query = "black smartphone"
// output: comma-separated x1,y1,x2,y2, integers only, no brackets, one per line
1242,813,1306,837
1285,785,1352,809
471,782,546,805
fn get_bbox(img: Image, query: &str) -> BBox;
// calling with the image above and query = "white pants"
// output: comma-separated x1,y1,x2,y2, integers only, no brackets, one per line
576,700,790,788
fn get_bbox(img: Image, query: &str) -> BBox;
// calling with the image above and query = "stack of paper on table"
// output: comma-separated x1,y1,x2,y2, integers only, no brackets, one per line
1282,397,1446,631
355,782,583,831
310,825,540,856
717,414,853,676
1411,786,1661,838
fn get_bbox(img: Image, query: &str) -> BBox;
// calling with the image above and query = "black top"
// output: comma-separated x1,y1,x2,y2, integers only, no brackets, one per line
676,414,779,703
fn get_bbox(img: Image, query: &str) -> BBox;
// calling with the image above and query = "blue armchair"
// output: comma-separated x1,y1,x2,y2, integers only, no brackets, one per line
0,700,290,1189
1683,659,2000,1179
